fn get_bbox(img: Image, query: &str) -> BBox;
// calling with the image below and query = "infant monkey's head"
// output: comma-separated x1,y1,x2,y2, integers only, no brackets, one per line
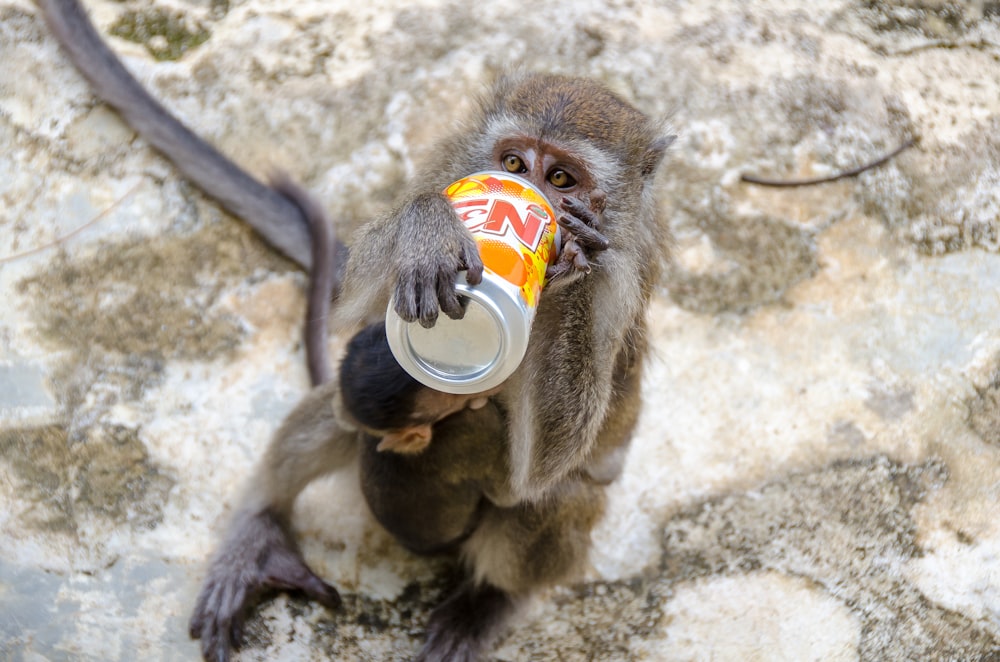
339,323,496,454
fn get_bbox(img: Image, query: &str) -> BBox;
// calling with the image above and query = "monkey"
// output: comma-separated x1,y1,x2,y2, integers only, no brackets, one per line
340,322,501,455
36,3,673,660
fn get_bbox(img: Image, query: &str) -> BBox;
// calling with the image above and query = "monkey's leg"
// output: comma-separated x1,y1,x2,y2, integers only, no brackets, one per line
415,479,607,662
190,381,355,661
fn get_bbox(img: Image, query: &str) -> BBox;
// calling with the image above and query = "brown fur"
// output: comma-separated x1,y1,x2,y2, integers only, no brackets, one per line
336,72,672,659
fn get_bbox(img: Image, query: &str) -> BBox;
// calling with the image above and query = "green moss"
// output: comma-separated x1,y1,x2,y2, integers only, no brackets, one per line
0,424,174,532
18,221,292,365
109,7,211,62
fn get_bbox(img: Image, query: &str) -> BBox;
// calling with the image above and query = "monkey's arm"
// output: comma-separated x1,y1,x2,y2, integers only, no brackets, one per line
506,212,653,501
333,192,484,330
189,380,356,661
36,0,314,269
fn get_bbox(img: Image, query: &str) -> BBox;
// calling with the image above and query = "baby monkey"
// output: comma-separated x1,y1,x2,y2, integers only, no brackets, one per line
340,322,495,455
270,174,494,456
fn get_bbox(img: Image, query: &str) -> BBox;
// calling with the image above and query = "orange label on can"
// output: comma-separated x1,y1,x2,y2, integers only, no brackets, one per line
444,172,558,308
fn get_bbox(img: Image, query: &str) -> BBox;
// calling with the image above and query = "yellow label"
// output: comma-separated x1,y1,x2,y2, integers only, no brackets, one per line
444,172,558,309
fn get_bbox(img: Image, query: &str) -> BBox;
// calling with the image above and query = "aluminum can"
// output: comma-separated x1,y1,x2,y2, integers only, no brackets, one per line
386,171,559,394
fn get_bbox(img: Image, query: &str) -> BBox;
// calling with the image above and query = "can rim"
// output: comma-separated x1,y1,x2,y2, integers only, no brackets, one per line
385,274,526,395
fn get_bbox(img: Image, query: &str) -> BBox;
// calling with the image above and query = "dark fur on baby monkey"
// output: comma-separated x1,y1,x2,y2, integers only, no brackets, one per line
340,322,498,455
38,2,674,660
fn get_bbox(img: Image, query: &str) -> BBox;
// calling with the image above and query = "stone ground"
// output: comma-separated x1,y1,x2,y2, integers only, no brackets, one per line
2,0,1000,659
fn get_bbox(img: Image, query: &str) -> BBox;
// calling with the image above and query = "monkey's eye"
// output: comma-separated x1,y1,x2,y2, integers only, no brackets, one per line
547,169,577,189
502,154,526,173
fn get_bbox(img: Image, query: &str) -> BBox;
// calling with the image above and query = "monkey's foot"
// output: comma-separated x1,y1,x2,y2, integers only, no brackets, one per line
189,509,341,662
414,581,515,662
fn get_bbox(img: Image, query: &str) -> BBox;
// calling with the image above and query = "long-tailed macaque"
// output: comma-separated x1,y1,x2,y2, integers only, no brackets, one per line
36,2,673,660
333,75,670,662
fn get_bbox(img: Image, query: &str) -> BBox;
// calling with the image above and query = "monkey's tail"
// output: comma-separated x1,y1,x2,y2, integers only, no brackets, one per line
36,0,313,270
270,174,347,387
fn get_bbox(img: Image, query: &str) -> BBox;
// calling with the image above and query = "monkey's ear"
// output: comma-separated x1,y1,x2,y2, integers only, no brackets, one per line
377,426,433,455
641,135,676,177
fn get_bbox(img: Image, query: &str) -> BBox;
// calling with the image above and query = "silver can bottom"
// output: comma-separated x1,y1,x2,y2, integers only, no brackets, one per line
385,272,532,395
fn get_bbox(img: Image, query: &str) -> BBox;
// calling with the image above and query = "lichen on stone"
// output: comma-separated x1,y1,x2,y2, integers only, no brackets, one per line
17,220,291,365
968,368,1000,446
109,6,211,62
0,423,174,533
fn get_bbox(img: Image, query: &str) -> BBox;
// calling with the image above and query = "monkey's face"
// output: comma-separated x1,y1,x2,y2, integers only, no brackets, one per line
491,136,599,204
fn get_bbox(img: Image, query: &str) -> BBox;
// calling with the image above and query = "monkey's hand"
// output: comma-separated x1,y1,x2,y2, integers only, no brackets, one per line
392,193,484,329
189,509,341,661
546,190,608,285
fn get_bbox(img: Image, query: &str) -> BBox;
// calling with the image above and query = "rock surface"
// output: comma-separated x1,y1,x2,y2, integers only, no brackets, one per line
2,0,1000,659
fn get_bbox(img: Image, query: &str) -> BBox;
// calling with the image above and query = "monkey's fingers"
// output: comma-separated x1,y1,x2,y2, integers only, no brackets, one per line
199,625,231,662
437,272,465,321
571,244,591,273
546,240,591,281
190,581,236,659
560,196,605,232
459,238,485,286
415,582,513,662
416,276,441,329
393,271,443,327
189,583,213,639
193,592,239,662
216,582,248,651
393,278,422,323
545,261,572,281
557,213,609,251
561,240,591,273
